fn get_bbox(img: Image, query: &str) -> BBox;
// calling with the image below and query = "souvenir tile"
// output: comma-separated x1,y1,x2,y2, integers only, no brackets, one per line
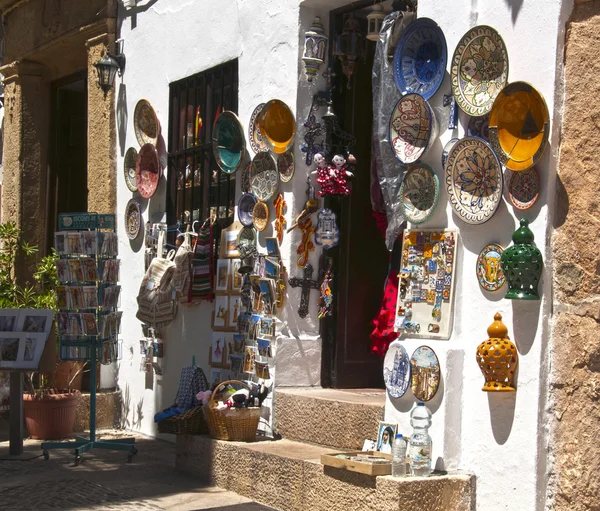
429,276,436,287
445,263,453,275
424,244,433,259
389,94,435,164
426,290,436,305
412,291,421,303
435,280,443,292
443,288,451,302
446,249,454,263
444,274,452,287
410,346,441,401
437,268,445,280
427,260,437,274
420,289,428,301
383,342,411,399
399,164,440,224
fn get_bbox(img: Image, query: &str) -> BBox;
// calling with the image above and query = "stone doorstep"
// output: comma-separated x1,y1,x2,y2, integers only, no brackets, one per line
274,387,386,450
176,434,476,511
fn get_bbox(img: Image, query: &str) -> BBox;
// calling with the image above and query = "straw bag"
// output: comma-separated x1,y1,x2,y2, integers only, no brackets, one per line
157,405,208,435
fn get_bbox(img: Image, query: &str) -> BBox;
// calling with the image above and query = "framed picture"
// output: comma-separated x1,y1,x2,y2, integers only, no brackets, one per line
376,422,398,455
0,332,23,367
213,295,228,329
16,309,53,335
0,310,20,332
220,221,243,258
210,332,227,367
230,259,243,292
228,295,241,330
215,259,231,293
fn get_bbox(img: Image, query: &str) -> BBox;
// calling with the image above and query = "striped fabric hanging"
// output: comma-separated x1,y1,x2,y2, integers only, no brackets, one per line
189,220,214,302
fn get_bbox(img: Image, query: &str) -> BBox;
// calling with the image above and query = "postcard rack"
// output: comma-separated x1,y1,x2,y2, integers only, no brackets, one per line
42,213,136,465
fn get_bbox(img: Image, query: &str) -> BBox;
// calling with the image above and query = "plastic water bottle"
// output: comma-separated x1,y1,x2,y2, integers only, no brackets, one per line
392,434,406,477
409,402,432,476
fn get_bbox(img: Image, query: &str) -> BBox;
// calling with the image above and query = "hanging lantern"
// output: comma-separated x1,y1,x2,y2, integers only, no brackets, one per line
366,4,386,42
333,14,365,85
302,17,329,82
476,313,518,391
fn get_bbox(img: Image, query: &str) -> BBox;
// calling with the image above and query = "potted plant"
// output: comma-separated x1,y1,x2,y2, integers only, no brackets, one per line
0,222,80,439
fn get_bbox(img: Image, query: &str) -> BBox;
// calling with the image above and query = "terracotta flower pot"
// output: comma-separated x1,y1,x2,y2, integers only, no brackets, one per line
23,391,80,440
54,361,84,391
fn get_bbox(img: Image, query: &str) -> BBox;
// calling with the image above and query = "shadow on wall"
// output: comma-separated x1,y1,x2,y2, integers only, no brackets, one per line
117,82,127,156
120,382,145,430
553,174,569,229
503,0,524,24
487,390,516,445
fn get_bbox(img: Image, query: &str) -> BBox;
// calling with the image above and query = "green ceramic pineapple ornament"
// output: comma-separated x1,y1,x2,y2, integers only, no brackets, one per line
500,218,543,300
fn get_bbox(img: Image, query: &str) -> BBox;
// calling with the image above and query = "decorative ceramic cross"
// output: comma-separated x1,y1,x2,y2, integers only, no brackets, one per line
289,263,320,318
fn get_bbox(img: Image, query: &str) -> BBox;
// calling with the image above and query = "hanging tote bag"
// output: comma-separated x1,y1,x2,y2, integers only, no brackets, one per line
190,220,214,302
172,229,194,303
136,230,178,328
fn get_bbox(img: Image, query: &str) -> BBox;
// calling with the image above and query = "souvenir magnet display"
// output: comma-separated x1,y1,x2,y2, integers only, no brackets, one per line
134,99,160,147
383,342,411,399
124,147,138,192
476,243,506,292
508,167,540,210
296,217,316,268
250,152,279,202
258,100,296,154
410,346,441,402
273,194,286,244
125,199,142,240
212,111,245,174
476,313,518,391
314,209,340,248
288,263,320,319
135,143,161,199
399,163,439,225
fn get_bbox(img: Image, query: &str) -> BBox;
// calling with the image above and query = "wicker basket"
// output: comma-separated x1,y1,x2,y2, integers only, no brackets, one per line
157,405,208,435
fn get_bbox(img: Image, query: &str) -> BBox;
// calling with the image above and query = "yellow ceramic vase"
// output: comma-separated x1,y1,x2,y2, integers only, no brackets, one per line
476,313,518,391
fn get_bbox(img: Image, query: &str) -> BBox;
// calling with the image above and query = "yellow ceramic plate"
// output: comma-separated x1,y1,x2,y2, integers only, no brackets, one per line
252,201,269,232
257,100,296,154
488,82,549,172
134,99,160,147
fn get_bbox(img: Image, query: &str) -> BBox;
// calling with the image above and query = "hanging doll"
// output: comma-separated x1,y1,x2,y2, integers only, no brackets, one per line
311,152,335,196
329,154,354,196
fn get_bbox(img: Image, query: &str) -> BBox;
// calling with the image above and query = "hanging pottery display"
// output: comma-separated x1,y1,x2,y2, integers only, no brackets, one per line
248,103,267,154
273,194,286,244
384,342,411,399
399,163,439,225
277,151,295,183
314,209,340,248
133,99,160,147
476,243,506,292
476,313,518,391
125,199,142,240
508,167,540,210
257,100,296,154
252,201,269,232
467,113,490,141
410,346,440,402
451,26,509,116
445,137,503,225
212,111,245,174
302,17,328,82
124,147,138,192
393,18,447,100
135,143,161,199
238,193,257,227
500,218,543,300
488,81,550,172
250,152,279,202
389,93,437,164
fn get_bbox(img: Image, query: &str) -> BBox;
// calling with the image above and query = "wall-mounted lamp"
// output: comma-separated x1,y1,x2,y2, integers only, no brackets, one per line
122,0,137,8
94,42,126,95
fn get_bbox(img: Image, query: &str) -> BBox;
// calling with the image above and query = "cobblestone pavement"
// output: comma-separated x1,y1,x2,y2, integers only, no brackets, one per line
0,427,273,511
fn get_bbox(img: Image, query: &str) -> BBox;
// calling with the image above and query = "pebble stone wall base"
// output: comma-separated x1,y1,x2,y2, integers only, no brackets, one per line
176,434,476,511
73,390,121,432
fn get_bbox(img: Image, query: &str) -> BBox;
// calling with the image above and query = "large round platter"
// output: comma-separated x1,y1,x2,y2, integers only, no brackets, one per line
488,81,550,172
134,99,160,147
250,152,279,202
124,147,138,192
445,137,503,225
399,163,439,224
393,18,447,100
508,167,540,210
389,93,436,164
212,111,245,174
257,100,296,154
237,226,257,249
135,143,161,199
248,103,267,154
451,26,509,116
410,346,440,402
384,342,411,399
467,113,490,141
476,243,506,292
238,193,257,227
125,199,142,240
277,151,295,183
252,201,269,232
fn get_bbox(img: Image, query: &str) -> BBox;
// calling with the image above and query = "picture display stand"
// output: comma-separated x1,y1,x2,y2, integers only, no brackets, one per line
42,213,136,465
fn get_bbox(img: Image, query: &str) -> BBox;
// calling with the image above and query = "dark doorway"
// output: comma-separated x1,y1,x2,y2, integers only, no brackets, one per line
322,6,390,388
47,73,88,249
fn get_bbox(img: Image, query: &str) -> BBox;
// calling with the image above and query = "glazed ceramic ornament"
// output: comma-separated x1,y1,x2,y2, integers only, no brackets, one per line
303,17,329,82
500,218,543,300
314,209,340,248
476,313,518,391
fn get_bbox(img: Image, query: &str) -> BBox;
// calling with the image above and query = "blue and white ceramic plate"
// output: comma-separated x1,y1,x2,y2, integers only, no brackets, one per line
384,342,411,399
238,193,257,227
393,18,447,100
250,152,279,202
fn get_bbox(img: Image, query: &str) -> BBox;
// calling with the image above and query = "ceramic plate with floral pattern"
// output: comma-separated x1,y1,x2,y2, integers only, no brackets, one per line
248,103,267,154
125,199,142,240
389,93,436,164
124,147,138,192
451,26,509,116
277,151,295,183
134,99,160,147
250,152,279,202
467,113,490,141
384,342,411,399
508,167,540,210
135,143,161,199
399,163,439,224
476,243,506,292
445,137,503,225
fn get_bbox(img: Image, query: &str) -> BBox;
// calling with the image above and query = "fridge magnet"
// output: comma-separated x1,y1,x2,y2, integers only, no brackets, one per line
476,243,506,292
410,345,440,402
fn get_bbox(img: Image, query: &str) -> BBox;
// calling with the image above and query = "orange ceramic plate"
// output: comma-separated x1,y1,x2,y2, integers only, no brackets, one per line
488,82,549,172
257,100,295,154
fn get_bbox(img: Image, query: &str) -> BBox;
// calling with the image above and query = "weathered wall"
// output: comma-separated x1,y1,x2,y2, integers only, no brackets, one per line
549,1,600,510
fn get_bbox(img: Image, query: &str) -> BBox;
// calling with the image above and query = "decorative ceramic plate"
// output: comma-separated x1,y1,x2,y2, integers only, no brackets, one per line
241,161,252,194
252,201,269,232
135,143,161,199
399,163,439,224
125,199,142,240
257,100,296,154
250,152,279,202
410,346,440,402
237,226,257,249
445,137,503,225
383,342,411,399
508,167,540,210
124,147,138,192
248,103,267,154
467,113,490,141
238,193,257,227
476,243,506,292
488,81,550,172
389,93,436,164
277,151,295,183
212,111,245,174
451,26,509,116
442,138,459,170
134,99,160,147
393,18,447,100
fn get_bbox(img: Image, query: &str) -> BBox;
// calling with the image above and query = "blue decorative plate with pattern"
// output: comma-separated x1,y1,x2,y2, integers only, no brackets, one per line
393,18,447,100
238,193,257,227
250,152,279,202
384,342,411,399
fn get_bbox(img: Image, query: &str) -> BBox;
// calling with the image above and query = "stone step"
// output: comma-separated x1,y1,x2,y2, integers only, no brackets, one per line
176,434,475,511
274,387,386,449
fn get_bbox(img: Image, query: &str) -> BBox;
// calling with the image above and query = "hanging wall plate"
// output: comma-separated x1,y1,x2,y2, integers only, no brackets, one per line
277,150,295,183
237,226,257,249
250,152,279,202
410,346,440,402
124,147,138,192
252,201,269,232
399,163,439,224
257,99,296,154
238,193,257,227
133,99,160,147
393,18,447,100
451,26,509,116
384,342,411,399
212,111,245,174
125,199,142,240
241,161,252,194
476,243,506,292
441,138,459,170
135,143,161,199
248,103,267,154
467,113,490,141
445,137,503,225
508,167,540,210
